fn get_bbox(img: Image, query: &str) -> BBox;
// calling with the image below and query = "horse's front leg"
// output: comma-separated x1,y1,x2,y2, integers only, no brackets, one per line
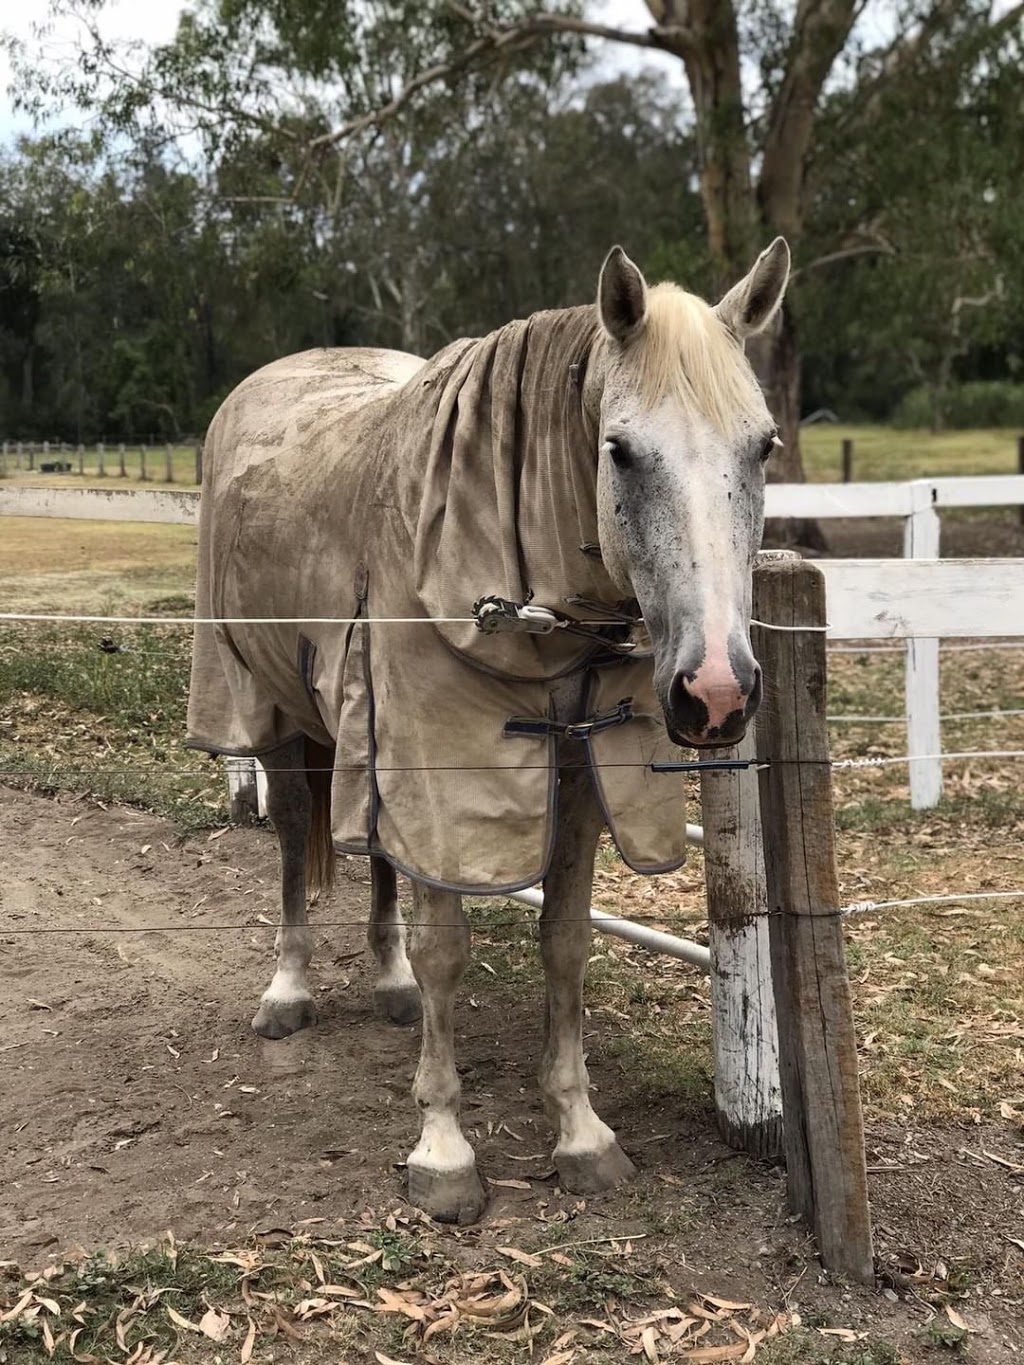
368,857,421,1025
252,736,317,1039
405,882,485,1224
540,761,636,1192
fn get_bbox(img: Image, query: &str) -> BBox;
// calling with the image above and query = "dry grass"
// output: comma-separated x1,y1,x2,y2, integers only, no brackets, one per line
799,424,1021,482
0,445,200,488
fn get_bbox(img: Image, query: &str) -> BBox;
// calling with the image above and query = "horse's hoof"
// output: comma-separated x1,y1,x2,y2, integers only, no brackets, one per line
374,983,423,1026
555,1141,637,1194
407,1160,486,1225
252,994,317,1039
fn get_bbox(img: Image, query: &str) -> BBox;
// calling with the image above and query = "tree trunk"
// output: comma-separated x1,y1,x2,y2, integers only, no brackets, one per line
655,1,755,291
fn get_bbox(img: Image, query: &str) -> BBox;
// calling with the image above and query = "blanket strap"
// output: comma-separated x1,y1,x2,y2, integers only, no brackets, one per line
503,697,634,740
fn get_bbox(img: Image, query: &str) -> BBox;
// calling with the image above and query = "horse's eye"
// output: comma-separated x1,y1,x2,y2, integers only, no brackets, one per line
760,434,781,464
606,437,632,469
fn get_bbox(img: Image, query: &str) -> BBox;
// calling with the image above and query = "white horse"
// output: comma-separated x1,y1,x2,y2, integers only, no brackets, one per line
188,240,790,1223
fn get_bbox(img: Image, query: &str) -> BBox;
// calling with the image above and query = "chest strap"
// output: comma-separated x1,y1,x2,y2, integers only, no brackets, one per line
503,697,634,740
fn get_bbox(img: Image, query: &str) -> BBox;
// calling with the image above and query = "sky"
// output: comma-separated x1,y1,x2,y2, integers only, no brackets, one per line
0,0,683,147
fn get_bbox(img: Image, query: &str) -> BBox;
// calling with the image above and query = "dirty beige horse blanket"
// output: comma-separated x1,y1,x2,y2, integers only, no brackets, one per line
187,306,688,891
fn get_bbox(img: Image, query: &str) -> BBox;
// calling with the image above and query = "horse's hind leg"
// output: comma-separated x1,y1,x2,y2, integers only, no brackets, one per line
252,735,317,1039
405,881,485,1224
368,858,421,1025
540,761,636,1192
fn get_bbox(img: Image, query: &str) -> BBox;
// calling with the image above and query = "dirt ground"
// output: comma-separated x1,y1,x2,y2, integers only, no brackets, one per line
3,785,1024,1362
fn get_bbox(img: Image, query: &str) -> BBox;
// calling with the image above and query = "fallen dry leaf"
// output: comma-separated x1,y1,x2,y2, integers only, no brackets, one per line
497,1246,544,1268
374,1353,415,1365
680,1344,749,1362
198,1307,231,1342
240,1316,256,1363
166,1305,199,1333
487,1178,533,1190
945,1305,970,1332
641,1324,660,1362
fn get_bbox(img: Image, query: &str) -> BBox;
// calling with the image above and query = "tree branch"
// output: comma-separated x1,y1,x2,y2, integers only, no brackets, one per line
791,239,895,280
307,7,695,151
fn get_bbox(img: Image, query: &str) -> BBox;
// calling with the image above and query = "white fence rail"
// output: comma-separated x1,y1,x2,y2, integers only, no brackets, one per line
4,473,1024,809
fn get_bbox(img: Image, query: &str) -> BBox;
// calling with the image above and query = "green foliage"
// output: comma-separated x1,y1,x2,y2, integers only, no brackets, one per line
2,0,1022,444
893,381,1024,430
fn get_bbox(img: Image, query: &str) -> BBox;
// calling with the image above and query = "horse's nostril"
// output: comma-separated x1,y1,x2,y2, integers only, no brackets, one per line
746,663,763,715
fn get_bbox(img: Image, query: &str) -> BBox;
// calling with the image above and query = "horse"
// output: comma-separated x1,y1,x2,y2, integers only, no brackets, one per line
187,239,790,1224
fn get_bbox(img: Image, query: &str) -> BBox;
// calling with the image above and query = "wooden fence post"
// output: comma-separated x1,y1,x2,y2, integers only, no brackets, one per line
752,557,873,1283
77,443,84,475
118,443,127,477
28,441,35,472
701,725,781,1160
841,438,854,483
97,442,105,477
904,481,941,809
165,444,174,483
140,446,148,482
226,757,261,823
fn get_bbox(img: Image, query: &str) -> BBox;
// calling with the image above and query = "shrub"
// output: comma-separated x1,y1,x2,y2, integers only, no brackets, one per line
893,380,1024,430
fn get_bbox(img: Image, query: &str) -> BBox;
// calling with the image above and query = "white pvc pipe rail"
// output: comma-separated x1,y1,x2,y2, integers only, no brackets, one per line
510,886,711,971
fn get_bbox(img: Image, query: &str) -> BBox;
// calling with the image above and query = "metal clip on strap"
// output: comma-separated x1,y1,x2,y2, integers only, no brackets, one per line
473,596,559,635
504,698,635,740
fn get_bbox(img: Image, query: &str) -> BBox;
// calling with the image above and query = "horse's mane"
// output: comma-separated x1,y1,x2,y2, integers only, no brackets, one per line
625,283,769,437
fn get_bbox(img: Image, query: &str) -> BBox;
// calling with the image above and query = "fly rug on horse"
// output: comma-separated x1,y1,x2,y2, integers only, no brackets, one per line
187,239,791,1224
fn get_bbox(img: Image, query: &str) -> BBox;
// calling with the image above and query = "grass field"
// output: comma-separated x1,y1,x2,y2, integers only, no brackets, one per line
1,443,202,487
2,427,1023,492
1,428,1023,1364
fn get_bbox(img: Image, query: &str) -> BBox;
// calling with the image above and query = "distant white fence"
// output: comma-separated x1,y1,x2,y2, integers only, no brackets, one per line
3,474,1024,809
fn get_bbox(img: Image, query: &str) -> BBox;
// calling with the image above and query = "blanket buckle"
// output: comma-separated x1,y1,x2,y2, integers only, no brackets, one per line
473,595,559,635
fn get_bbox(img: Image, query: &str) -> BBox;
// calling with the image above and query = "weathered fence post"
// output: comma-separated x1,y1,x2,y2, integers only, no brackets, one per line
701,725,781,1159
28,441,35,472
118,443,127,477
226,757,261,823
165,444,174,483
77,443,84,475
840,438,854,483
752,556,873,1284
140,446,148,482
904,481,941,809
97,442,105,477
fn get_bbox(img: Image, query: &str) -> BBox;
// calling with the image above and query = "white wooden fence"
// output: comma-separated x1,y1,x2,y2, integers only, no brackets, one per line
3,473,1024,809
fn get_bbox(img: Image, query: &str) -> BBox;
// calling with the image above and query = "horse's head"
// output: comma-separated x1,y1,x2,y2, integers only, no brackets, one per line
589,240,791,748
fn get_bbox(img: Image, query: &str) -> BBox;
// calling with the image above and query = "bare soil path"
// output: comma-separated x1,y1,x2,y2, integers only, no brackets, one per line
2,787,1024,1362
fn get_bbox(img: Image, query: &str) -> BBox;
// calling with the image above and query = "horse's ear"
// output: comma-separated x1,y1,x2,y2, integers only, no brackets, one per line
715,237,791,338
598,246,648,344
